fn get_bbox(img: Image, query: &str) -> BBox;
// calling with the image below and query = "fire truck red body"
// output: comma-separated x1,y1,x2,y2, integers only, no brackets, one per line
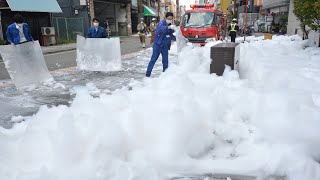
180,4,228,46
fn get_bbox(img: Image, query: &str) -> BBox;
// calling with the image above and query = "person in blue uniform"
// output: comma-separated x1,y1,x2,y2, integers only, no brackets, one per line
146,12,176,77
6,14,33,45
87,17,107,38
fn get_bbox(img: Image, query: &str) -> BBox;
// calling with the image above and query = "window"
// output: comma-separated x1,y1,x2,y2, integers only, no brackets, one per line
216,15,222,25
182,12,215,27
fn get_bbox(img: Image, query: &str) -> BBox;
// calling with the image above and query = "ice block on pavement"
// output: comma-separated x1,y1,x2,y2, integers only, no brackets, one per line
76,35,122,72
0,41,53,88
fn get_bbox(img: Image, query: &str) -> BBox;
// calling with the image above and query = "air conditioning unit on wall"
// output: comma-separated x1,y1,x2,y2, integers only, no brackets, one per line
41,27,55,35
80,0,87,6
41,27,56,46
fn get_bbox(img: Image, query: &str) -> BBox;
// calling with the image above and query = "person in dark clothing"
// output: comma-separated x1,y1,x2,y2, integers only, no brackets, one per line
146,12,176,77
104,18,111,37
6,14,33,45
87,17,107,38
228,18,239,43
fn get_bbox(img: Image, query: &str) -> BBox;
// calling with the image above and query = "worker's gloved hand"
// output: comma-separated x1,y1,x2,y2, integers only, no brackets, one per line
168,25,176,30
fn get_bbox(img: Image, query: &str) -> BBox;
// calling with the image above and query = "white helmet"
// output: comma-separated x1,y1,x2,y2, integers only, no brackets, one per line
232,18,237,22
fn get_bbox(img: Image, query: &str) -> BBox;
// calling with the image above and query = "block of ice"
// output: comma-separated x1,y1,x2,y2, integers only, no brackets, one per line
174,27,187,53
0,41,53,88
76,35,122,72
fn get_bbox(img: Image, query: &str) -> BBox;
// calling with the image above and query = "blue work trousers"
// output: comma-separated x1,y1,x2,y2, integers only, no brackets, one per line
146,44,169,77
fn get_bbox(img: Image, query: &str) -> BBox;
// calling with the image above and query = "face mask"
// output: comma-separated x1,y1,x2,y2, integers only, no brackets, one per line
93,22,99,27
166,19,172,24
16,23,23,27
141,21,144,24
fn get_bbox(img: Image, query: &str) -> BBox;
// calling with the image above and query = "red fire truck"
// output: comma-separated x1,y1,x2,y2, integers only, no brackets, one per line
180,4,228,46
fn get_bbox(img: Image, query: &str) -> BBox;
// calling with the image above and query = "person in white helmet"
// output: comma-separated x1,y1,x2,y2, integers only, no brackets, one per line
228,18,239,42
137,18,147,48
149,17,158,46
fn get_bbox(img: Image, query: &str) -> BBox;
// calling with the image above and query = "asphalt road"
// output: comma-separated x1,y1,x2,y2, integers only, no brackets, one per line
0,36,151,80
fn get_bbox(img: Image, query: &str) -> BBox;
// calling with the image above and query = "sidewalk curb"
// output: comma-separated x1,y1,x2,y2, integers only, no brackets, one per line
0,47,77,62
0,36,139,62
42,48,77,55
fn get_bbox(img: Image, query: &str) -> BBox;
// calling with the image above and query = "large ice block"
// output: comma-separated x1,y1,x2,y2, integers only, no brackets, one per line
175,27,187,53
76,35,122,72
0,41,53,88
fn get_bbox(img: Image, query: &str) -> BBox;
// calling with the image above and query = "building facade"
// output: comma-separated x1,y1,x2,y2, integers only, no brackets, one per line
93,0,132,36
217,0,232,14
261,0,289,23
287,0,319,46
132,0,159,33
0,0,62,45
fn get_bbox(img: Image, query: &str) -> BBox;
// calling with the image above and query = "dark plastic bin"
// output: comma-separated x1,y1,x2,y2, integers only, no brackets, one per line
210,43,240,76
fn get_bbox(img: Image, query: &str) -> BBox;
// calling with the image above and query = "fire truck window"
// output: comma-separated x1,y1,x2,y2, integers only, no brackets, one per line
217,15,222,25
183,12,214,27
182,14,189,26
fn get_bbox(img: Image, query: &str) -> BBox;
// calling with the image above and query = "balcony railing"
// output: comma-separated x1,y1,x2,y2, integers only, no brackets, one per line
262,0,290,9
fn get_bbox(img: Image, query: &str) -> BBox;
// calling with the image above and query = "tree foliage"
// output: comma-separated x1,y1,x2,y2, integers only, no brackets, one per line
278,14,288,34
293,0,320,32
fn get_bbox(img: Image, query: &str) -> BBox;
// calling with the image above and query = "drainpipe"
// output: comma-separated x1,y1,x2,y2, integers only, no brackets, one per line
0,11,3,40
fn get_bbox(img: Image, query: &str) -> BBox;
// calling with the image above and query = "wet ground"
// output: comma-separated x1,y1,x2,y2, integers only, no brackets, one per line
0,48,173,128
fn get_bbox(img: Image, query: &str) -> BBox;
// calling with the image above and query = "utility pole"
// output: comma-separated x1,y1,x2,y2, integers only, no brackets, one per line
176,0,179,21
233,0,237,18
158,0,161,20
138,0,143,19
89,0,94,20
244,0,248,41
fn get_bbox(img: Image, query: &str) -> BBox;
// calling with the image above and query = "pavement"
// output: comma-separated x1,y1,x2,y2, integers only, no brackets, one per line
0,35,151,62
41,43,76,55
0,36,153,80
0,35,158,128
0,42,76,62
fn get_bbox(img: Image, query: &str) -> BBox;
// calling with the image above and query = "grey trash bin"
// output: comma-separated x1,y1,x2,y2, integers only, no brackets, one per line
210,43,240,76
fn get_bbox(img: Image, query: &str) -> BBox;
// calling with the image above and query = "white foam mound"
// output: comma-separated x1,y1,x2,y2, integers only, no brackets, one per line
1,36,320,180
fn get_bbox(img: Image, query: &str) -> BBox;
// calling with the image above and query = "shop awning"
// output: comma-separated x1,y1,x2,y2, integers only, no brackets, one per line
7,0,62,13
143,5,158,17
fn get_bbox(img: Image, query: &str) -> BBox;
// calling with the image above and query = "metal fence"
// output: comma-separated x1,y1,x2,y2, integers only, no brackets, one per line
52,17,85,43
